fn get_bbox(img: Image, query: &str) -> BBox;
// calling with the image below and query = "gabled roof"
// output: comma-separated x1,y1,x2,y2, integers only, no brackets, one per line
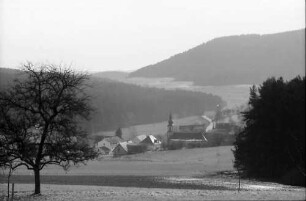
148,135,159,143
132,134,147,144
117,142,129,152
99,146,111,152
141,135,161,144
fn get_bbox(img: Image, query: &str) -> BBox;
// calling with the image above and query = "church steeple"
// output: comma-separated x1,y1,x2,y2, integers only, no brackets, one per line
167,113,173,132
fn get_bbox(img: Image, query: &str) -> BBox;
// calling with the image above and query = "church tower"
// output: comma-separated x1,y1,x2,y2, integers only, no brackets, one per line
165,113,174,147
167,113,173,132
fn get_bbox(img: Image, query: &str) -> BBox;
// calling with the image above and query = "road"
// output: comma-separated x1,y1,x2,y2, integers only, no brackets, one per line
202,115,214,132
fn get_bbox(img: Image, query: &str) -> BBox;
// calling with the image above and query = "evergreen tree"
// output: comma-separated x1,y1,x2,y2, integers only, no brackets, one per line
115,127,123,139
233,76,305,182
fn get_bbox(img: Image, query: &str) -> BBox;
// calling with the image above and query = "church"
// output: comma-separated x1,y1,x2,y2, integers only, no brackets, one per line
165,114,207,148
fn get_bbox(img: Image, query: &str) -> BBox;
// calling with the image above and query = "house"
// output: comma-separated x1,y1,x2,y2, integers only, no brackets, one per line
140,135,161,145
96,136,123,155
214,122,240,135
125,134,162,153
96,139,112,155
131,134,147,144
112,141,129,157
140,135,162,151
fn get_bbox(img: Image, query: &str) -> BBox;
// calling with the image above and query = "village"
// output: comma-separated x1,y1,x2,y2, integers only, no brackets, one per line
95,111,240,157
1,2,304,199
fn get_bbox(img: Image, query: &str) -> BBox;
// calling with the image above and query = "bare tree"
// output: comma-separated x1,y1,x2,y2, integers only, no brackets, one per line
0,62,97,194
0,155,15,200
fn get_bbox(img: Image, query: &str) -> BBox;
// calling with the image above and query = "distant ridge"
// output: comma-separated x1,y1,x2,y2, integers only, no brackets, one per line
130,29,305,86
92,71,129,80
0,67,23,89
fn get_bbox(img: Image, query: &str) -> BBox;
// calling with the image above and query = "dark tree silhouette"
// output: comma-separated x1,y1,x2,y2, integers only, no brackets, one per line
115,127,123,139
233,76,305,184
0,63,97,194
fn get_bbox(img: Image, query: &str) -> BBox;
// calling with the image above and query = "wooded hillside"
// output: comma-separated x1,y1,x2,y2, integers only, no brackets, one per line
130,29,305,86
0,68,224,133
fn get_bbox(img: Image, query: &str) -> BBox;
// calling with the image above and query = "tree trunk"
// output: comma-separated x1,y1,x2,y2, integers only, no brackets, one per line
34,168,40,194
7,175,10,200
7,166,12,200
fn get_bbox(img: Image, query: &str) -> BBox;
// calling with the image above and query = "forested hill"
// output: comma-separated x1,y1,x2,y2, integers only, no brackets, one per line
87,77,224,132
0,67,24,89
130,29,305,86
0,68,224,133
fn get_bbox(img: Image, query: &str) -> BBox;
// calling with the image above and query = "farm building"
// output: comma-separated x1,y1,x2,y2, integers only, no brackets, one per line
140,135,161,145
132,134,147,144
126,143,147,154
112,141,129,157
140,135,162,151
96,136,123,155
214,122,240,135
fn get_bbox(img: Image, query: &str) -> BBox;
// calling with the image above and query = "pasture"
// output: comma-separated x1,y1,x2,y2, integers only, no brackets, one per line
1,146,305,201
8,146,234,176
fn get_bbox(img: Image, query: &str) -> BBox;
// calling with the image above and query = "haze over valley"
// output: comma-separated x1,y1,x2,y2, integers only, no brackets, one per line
0,1,305,200
92,29,305,109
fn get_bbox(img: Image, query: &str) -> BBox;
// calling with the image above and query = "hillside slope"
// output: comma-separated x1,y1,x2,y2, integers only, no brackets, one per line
0,68,224,133
88,78,224,132
130,29,305,86
0,67,23,89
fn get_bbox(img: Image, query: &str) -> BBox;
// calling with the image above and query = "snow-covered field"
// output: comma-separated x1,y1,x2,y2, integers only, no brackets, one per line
1,146,305,200
1,176,305,201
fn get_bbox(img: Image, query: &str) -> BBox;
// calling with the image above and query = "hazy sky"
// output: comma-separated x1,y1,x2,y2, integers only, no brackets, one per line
0,0,304,72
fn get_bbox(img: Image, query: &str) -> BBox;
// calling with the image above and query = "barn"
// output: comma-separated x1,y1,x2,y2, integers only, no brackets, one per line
112,142,129,157
132,134,147,144
97,136,123,155
140,135,162,151
140,135,161,145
